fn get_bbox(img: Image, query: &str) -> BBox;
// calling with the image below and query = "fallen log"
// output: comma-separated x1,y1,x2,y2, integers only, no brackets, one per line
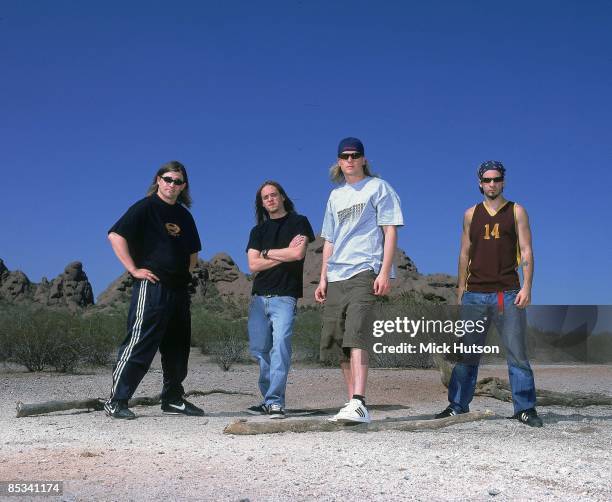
475,377,612,407
223,410,494,435
15,389,252,418
15,399,105,417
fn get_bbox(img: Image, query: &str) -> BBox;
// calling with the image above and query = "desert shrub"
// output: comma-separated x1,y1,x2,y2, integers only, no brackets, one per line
79,312,125,366
191,307,248,370
208,324,248,371
46,328,82,373
0,305,15,363
0,305,126,372
587,332,612,363
0,330,11,363
191,309,232,352
292,307,323,363
6,308,65,372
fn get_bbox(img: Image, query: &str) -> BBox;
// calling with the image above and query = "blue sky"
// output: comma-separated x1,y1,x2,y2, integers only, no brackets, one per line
1,1,611,305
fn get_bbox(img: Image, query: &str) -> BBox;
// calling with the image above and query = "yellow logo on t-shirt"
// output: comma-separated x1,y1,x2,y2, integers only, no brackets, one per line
165,223,181,237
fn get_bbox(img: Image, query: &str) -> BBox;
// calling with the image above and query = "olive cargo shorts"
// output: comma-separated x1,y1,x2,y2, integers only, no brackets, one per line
320,270,376,363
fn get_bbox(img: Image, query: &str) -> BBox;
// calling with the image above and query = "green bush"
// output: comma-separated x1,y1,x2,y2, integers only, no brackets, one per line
0,305,125,373
79,312,125,366
6,308,66,372
208,324,248,371
191,307,248,370
292,307,323,363
0,308,14,363
47,330,82,373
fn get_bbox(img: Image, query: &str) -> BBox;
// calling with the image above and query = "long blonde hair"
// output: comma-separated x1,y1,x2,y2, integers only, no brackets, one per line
329,159,376,184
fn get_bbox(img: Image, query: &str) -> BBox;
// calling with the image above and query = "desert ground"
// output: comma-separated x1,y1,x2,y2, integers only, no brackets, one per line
1,352,610,502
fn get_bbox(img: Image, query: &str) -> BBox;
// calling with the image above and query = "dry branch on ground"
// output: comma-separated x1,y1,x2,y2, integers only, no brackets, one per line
15,389,252,418
223,410,495,435
474,377,612,407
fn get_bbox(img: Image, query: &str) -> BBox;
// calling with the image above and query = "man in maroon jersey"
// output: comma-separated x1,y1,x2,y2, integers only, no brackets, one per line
435,160,543,427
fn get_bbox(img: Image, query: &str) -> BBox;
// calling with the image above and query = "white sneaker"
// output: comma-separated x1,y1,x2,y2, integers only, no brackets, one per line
331,398,370,424
327,402,349,422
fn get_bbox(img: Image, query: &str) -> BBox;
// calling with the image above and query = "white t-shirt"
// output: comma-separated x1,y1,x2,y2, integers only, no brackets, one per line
321,176,404,282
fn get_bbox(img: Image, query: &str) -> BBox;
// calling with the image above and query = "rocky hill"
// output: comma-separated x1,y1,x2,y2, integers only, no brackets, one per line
96,237,456,308
95,252,252,309
1,241,456,310
0,259,94,311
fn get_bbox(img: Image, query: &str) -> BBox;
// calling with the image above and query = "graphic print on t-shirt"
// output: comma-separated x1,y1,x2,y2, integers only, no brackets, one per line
108,194,201,288
337,203,366,225
165,223,181,237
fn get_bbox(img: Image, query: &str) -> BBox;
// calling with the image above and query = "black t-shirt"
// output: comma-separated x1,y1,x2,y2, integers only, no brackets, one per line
109,194,201,288
246,213,315,298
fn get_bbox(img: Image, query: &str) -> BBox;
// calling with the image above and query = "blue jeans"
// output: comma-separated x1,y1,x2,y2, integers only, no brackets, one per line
248,295,297,407
447,290,537,414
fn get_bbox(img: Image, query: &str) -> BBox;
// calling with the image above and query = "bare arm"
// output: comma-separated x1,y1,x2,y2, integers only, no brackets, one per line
456,206,475,304
314,239,334,303
514,204,534,308
373,225,398,296
247,248,282,273
266,235,307,262
189,253,198,273
247,235,306,274
108,232,159,283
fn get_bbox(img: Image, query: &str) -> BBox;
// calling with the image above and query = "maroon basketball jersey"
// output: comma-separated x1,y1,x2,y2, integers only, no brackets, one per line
465,201,521,293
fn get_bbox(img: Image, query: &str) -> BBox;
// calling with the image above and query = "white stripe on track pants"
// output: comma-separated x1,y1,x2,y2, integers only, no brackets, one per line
109,279,192,403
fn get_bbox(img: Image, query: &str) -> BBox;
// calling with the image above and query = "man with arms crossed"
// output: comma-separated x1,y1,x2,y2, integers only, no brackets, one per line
435,160,543,427
315,137,403,424
246,181,315,418
105,161,203,419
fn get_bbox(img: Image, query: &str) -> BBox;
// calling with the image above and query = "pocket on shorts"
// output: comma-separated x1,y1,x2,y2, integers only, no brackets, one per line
350,269,377,289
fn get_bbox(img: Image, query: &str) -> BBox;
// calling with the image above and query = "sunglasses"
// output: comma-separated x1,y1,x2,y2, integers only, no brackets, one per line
339,152,363,160
481,176,504,184
160,176,185,186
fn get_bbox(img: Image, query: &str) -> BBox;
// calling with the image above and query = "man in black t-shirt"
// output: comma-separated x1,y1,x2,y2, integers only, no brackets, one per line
245,181,315,418
104,160,204,420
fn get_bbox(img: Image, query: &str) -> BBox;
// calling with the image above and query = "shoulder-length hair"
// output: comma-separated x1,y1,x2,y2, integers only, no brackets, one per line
329,160,376,184
255,180,295,225
146,160,193,208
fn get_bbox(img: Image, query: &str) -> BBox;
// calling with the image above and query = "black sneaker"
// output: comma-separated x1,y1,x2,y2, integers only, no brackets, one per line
104,400,136,420
434,406,461,419
515,408,543,428
268,404,286,419
161,398,204,416
246,403,269,415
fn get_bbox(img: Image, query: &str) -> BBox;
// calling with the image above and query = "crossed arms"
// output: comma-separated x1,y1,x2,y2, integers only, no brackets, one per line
247,234,308,274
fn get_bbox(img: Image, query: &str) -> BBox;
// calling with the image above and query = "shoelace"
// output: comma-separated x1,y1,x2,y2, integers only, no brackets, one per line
520,411,529,422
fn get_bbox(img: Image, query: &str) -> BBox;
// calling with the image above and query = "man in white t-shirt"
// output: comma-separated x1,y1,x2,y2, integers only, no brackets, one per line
315,137,404,423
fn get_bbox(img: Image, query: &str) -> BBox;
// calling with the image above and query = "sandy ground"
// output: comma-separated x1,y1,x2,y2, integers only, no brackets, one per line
1,352,611,502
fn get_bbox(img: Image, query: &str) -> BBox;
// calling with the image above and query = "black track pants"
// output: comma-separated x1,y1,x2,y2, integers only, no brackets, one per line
110,280,191,403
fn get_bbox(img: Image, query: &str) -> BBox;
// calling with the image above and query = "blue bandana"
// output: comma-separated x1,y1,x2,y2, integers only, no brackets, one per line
477,160,506,179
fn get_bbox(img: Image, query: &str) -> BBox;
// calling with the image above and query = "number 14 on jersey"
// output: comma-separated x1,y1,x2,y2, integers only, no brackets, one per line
484,223,500,240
